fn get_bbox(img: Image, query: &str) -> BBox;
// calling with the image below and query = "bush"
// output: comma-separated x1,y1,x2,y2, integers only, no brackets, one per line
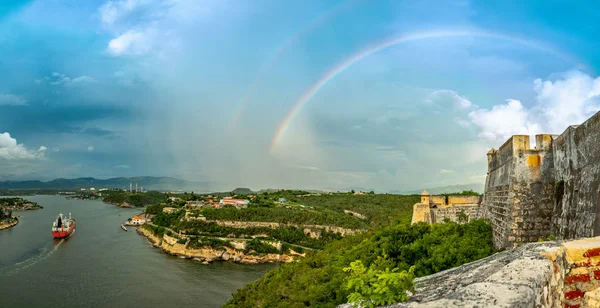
344,258,415,308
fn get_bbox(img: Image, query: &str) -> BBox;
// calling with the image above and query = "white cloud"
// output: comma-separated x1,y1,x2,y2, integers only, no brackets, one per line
0,132,45,160
291,165,320,171
0,94,27,106
426,89,476,109
533,71,600,133
467,71,600,143
99,0,154,27
115,164,131,168
439,169,455,174
107,30,151,55
71,76,96,84
87,146,95,152
99,0,236,57
468,99,541,142
52,147,60,152
37,73,95,86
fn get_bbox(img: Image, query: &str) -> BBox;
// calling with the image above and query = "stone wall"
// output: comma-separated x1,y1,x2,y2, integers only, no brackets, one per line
447,195,480,206
411,203,432,224
482,135,556,249
432,205,480,224
338,237,600,308
552,112,600,239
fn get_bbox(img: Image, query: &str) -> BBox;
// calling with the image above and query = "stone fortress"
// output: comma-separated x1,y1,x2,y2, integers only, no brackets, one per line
412,110,600,250
411,190,481,225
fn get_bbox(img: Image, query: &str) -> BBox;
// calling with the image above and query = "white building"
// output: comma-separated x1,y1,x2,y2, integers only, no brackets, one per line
130,215,146,225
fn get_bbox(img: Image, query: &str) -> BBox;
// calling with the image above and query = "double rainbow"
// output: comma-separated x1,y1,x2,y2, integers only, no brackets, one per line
269,29,582,151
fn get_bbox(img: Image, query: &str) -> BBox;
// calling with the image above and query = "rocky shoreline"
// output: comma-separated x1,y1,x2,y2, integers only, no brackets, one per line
136,226,294,264
0,218,19,231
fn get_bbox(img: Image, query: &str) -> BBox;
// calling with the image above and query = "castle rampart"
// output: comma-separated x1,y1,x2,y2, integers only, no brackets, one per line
481,111,600,249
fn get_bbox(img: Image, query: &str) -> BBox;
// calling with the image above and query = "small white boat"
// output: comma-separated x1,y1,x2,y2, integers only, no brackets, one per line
121,224,127,231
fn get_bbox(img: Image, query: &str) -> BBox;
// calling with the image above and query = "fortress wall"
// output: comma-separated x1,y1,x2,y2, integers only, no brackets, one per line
554,111,600,239
482,136,526,248
448,195,480,206
411,203,432,224
430,196,446,206
509,148,555,246
432,204,481,224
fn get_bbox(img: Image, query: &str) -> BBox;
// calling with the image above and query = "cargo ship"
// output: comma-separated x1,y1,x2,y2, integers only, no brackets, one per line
52,212,76,239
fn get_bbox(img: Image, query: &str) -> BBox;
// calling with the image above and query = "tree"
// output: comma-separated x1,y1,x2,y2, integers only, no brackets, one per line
456,210,468,224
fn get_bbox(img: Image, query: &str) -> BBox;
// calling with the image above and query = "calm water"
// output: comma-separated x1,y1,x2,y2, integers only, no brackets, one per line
0,195,276,307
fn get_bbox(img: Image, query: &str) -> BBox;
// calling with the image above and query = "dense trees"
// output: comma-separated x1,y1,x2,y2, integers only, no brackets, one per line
200,206,368,229
225,219,495,308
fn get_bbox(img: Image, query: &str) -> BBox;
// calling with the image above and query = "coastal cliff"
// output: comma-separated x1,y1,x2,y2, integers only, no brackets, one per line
0,218,18,231
137,226,294,264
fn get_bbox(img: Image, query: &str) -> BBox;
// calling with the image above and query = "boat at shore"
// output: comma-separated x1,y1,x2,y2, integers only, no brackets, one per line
52,212,76,239
121,224,127,231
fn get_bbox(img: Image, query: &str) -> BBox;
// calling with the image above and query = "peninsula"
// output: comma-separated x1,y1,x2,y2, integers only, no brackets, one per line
0,197,42,230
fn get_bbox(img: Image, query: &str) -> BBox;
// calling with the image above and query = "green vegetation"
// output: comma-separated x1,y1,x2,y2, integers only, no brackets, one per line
225,219,495,308
200,206,368,229
344,258,415,308
245,238,279,255
153,212,342,250
294,194,419,226
102,190,166,207
0,197,42,211
439,190,481,196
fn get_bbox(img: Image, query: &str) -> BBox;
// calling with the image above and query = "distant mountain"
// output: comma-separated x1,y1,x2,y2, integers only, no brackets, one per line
391,183,484,195
0,176,211,192
231,188,254,195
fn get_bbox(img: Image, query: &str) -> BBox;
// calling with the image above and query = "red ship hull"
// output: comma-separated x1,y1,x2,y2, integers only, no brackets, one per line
52,220,76,239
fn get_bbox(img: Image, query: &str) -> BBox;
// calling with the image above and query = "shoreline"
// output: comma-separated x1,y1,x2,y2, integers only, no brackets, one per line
0,218,19,231
136,226,294,265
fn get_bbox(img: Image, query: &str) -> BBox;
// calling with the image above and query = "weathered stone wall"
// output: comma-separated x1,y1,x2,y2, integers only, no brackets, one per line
482,136,520,248
447,195,480,206
508,148,556,246
553,112,600,239
338,237,600,308
430,196,446,206
411,203,432,224
482,135,556,249
432,204,480,224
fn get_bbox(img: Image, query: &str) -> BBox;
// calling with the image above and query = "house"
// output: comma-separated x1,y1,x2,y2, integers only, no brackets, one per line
278,198,287,203
89,187,96,191
219,197,249,208
162,207,178,213
169,197,181,202
185,200,204,207
130,215,146,225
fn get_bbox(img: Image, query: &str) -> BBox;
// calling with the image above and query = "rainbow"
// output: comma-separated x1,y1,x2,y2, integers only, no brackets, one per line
269,29,583,151
227,0,362,133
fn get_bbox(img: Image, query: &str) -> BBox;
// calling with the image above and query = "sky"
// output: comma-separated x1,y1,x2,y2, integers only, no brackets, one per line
1,0,600,192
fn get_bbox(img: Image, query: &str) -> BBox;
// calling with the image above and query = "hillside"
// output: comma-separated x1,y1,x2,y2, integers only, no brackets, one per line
0,176,210,191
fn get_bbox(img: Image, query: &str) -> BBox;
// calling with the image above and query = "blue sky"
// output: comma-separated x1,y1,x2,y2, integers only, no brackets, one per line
1,0,599,191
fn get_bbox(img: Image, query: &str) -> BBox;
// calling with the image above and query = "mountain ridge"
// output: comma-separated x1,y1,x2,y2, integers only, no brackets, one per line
0,176,211,191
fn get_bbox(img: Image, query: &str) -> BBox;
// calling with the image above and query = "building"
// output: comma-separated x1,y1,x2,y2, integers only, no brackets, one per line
411,190,481,225
162,207,178,214
89,187,95,191
185,200,205,208
219,197,249,208
130,215,146,225
278,198,286,204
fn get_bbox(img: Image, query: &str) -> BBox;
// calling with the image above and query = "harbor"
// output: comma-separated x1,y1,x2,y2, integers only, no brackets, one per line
0,195,277,307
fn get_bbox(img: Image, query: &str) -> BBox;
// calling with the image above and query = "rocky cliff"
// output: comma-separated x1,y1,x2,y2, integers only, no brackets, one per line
137,227,294,264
